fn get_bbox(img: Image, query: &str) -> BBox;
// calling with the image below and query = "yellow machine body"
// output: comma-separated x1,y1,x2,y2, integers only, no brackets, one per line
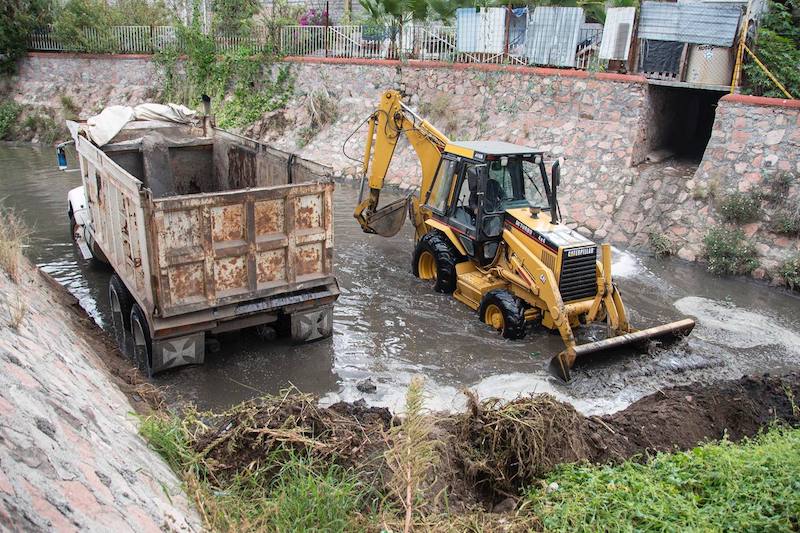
354,90,694,379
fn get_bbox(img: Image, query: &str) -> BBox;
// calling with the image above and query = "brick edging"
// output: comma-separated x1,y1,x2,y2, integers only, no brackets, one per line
722,93,800,109
283,56,648,84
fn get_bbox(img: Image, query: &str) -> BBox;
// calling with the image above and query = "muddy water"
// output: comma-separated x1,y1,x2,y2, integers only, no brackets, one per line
3,143,800,415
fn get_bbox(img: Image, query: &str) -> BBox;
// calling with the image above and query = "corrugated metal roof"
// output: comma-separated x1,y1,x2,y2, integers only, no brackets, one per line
639,1,742,47
525,7,585,67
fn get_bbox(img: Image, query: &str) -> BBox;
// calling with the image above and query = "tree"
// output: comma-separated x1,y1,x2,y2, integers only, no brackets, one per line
744,0,800,98
0,0,52,74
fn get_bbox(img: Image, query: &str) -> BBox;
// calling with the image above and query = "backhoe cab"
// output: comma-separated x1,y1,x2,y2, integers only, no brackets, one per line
353,90,694,380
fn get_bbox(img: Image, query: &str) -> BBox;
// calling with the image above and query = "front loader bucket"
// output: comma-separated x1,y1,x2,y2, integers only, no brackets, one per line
359,196,409,237
553,318,696,381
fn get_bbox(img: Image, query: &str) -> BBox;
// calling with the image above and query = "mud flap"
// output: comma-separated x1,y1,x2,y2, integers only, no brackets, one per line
291,305,334,343
151,332,206,374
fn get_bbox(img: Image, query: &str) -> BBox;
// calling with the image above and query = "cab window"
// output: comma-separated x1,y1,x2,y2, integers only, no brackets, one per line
426,158,458,213
484,157,549,213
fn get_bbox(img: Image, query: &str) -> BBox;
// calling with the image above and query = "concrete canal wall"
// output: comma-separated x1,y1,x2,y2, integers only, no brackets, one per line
4,53,799,281
0,264,200,531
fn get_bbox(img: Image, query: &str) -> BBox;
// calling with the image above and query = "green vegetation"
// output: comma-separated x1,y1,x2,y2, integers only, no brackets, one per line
771,210,800,236
529,426,800,532
717,190,762,223
139,413,372,531
0,0,52,73
780,254,800,290
744,0,800,98
155,1,294,128
0,102,22,140
703,226,759,276
648,231,675,257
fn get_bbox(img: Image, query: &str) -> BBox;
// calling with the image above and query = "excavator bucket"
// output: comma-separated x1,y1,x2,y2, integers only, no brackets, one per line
553,318,696,381
358,196,409,237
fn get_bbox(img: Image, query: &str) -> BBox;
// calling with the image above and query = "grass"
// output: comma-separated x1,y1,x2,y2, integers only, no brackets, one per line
527,426,800,532
297,89,339,148
5,289,27,331
703,226,759,276
0,206,30,283
139,413,371,532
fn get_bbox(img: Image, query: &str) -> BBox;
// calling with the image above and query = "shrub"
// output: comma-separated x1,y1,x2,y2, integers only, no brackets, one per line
60,94,80,121
0,0,52,73
703,226,759,276
780,255,800,290
648,232,675,257
717,191,762,223
0,102,22,140
743,0,800,99
771,210,800,236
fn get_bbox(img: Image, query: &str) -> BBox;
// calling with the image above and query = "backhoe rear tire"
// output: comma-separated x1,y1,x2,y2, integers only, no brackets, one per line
412,231,461,294
479,289,527,340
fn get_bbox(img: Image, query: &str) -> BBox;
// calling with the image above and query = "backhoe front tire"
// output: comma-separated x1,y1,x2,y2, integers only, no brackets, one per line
412,231,461,293
479,290,527,340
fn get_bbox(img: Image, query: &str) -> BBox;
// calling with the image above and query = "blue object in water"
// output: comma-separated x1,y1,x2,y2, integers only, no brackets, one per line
56,145,67,170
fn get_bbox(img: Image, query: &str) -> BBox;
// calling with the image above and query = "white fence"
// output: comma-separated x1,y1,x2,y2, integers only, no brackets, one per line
28,22,606,70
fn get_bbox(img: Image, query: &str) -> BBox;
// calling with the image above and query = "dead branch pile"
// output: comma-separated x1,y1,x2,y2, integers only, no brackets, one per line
192,389,391,481
455,391,595,497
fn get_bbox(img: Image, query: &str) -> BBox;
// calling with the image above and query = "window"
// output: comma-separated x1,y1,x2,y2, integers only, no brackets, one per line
484,157,549,213
452,175,476,229
426,158,458,213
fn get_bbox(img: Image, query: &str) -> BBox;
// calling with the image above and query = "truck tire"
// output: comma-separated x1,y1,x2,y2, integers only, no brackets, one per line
412,231,461,294
108,274,134,354
479,289,527,340
130,304,153,377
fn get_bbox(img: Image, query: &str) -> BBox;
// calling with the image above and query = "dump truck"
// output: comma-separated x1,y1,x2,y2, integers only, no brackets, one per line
64,104,339,376
354,90,695,379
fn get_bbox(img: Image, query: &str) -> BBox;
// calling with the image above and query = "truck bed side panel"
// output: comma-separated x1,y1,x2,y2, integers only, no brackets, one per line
151,182,334,317
75,135,154,310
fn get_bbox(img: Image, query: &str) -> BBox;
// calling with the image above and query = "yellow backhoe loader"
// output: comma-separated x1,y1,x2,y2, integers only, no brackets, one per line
353,90,695,379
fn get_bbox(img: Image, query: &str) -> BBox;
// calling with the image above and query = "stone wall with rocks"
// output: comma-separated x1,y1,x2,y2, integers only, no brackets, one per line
0,264,200,531
4,53,799,281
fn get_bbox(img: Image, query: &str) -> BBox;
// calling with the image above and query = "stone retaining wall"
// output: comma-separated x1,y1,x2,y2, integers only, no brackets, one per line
0,264,200,531
4,53,799,281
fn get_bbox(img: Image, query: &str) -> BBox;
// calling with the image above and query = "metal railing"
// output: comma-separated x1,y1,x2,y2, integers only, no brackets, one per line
27,22,607,71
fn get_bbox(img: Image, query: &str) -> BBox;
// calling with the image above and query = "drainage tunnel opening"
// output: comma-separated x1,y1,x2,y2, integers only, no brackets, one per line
646,84,726,162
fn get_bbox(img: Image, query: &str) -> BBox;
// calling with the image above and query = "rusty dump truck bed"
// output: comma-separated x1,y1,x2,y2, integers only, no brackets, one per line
69,118,338,375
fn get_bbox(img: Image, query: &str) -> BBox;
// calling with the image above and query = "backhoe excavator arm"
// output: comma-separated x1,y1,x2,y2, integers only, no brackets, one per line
354,90,450,237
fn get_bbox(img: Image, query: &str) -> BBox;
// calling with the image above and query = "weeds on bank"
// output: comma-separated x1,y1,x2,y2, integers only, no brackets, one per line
297,90,339,147
4,289,27,331
0,102,22,140
528,426,800,532
139,402,374,531
717,190,762,223
779,254,800,290
0,207,30,283
703,226,759,276
648,232,675,257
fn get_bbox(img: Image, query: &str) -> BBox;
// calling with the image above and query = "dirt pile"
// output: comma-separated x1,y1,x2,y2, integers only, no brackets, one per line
192,392,392,482
453,373,800,499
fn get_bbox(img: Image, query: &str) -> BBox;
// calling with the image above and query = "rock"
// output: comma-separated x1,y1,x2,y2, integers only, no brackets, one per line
356,378,377,393
677,248,696,262
547,481,559,493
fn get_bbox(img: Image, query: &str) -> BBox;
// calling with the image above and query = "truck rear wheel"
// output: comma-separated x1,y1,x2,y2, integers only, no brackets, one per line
412,231,461,294
109,274,133,354
130,304,153,377
479,290,527,340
